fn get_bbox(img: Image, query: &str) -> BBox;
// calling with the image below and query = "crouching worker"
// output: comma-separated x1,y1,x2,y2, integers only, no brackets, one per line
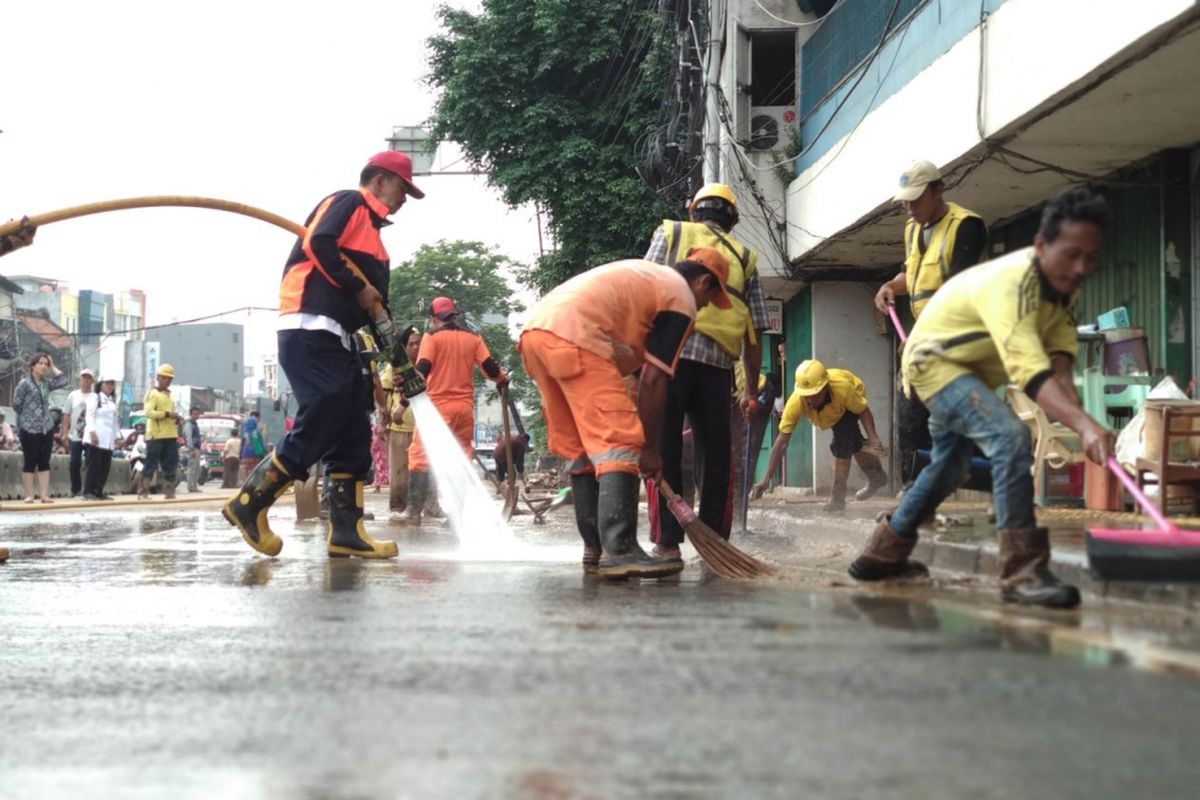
223,151,425,558
520,247,733,579
849,186,1116,609
750,360,888,511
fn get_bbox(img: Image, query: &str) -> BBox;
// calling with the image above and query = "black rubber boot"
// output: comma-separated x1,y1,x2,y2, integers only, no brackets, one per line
570,472,602,574
596,472,683,580
848,514,929,581
999,528,1080,609
853,451,889,501
327,473,398,559
222,454,292,557
404,471,429,527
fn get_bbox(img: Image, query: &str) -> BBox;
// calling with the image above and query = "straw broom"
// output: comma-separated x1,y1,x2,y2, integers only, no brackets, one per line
657,479,775,579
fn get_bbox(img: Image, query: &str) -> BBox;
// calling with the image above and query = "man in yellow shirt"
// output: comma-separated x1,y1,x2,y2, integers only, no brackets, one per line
850,187,1116,609
750,360,887,512
140,363,183,499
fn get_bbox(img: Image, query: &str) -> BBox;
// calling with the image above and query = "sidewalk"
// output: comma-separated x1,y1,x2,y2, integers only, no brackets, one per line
747,489,1200,611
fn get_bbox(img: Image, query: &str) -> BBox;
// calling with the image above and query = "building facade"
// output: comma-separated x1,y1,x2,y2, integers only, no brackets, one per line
151,322,244,399
697,0,1200,490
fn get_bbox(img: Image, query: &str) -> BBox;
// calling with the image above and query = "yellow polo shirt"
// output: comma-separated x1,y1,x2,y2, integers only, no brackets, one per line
378,365,415,434
143,387,178,440
779,369,868,434
902,247,1077,403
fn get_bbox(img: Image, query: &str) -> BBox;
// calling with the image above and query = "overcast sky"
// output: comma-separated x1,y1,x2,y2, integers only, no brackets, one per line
1,0,540,384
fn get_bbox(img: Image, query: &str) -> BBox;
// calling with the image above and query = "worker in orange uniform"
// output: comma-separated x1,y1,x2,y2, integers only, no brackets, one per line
520,247,733,579
404,296,507,525
223,151,423,559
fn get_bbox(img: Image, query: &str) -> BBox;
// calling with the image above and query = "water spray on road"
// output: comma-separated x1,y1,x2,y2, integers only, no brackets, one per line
408,393,527,559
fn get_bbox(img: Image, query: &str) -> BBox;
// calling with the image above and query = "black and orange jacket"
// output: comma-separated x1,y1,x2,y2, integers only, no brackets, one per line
279,188,392,332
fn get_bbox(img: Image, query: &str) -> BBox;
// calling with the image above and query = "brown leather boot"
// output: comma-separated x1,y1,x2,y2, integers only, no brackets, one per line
853,451,889,501
823,458,851,512
998,528,1080,608
0,546,9,563
848,515,929,581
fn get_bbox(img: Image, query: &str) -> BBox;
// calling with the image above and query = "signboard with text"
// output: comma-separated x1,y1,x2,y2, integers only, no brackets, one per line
765,298,784,335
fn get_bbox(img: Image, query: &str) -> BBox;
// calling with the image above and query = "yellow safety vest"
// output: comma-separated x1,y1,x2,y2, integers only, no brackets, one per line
661,220,758,358
903,202,983,319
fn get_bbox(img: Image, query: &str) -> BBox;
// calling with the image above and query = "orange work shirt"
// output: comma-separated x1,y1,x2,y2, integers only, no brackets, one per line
523,259,696,376
416,326,493,403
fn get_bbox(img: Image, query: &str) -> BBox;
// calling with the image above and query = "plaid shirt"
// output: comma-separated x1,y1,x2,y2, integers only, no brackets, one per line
645,225,770,369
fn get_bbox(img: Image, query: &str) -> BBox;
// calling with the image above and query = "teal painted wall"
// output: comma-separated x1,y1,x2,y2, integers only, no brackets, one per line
782,289,813,487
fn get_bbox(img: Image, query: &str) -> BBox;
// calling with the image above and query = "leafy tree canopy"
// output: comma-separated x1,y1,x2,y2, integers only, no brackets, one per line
388,239,536,414
426,0,675,294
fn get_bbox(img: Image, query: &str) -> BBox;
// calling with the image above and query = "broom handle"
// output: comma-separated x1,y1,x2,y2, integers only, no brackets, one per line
886,304,908,343
657,479,697,524
1106,456,1177,533
500,384,516,496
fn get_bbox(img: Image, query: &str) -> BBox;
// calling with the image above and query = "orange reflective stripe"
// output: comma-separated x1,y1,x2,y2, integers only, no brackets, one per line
279,262,314,314
300,196,342,288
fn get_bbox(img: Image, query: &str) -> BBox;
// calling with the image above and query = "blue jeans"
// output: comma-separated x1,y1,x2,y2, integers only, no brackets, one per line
890,375,1034,537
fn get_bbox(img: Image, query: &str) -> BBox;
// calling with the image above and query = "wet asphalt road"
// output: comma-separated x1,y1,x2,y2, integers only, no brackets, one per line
3,503,1200,800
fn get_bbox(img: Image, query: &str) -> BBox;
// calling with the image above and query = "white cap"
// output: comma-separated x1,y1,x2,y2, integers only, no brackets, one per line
79,367,95,378
894,160,942,202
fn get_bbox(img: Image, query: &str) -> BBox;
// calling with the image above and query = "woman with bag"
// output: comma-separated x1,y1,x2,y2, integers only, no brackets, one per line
12,353,70,503
239,411,266,481
83,377,119,500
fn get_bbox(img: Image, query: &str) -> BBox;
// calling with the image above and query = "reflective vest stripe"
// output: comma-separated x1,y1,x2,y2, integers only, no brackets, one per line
661,221,756,358
903,202,981,319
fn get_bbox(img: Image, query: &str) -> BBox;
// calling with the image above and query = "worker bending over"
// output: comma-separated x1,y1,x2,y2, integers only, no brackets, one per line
520,247,732,579
751,360,887,511
850,186,1116,609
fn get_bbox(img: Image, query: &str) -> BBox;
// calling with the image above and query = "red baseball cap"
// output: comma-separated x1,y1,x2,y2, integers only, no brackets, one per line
366,151,425,199
430,296,457,319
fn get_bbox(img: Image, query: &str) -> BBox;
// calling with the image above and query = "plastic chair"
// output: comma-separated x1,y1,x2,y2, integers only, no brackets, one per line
1006,386,1085,505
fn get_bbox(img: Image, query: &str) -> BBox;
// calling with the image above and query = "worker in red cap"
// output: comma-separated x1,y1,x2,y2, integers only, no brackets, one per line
224,151,423,560
403,295,508,526
520,247,731,579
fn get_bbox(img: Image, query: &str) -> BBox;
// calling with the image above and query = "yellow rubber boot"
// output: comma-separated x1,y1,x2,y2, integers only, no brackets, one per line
222,454,292,557
327,473,399,559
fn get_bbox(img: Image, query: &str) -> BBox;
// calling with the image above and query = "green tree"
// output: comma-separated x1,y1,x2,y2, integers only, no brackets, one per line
388,240,541,445
426,0,675,295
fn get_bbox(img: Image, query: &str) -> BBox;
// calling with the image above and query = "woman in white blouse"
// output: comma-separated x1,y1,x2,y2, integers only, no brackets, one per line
83,376,119,500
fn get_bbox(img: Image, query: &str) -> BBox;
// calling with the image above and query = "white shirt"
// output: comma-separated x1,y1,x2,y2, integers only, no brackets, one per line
84,393,120,450
277,313,351,350
66,388,93,442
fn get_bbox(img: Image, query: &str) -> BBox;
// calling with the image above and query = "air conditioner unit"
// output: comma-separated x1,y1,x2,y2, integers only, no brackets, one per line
747,105,797,151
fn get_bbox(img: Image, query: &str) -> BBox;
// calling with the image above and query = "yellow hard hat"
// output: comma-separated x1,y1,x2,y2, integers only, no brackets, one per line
156,364,175,378
688,183,739,218
793,359,829,397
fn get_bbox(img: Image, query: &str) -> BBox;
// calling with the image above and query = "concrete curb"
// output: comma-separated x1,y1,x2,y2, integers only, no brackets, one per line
0,494,228,512
753,506,1200,611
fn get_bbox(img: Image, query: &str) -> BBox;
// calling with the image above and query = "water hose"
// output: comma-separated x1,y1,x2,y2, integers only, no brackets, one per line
0,195,428,395
0,195,305,238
